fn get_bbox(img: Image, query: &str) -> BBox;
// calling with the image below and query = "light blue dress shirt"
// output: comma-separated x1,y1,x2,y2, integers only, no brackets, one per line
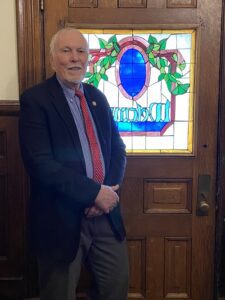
57,77,105,180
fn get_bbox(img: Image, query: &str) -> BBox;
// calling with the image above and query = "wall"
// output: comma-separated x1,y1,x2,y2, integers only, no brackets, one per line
0,0,19,101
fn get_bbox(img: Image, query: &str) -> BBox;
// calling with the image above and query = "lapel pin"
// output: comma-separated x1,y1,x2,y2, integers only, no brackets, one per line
92,101,97,106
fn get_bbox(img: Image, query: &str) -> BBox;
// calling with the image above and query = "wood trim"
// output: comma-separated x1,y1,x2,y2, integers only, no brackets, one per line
118,0,147,8
16,0,44,94
167,0,197,8
0,102,37,299
69,0,98,8
216,0,225,296
66,22,200,29
0,101,20,115
0,102,27,299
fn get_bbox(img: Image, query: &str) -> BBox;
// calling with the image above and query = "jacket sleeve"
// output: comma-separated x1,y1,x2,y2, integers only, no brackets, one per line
19,91,100,207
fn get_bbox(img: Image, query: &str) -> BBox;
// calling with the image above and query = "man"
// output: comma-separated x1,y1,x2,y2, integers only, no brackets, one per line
19,27,128,300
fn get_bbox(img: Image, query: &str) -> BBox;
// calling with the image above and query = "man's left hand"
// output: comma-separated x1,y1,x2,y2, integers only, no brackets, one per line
85,206,104,218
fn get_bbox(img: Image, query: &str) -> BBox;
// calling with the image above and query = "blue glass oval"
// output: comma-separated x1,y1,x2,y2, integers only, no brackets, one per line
119,49,146,97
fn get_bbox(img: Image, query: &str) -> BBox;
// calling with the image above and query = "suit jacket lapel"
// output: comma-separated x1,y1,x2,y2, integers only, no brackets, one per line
47,75,86,168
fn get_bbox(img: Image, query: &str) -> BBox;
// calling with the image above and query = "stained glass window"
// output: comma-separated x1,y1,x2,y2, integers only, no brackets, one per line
82,29,195,154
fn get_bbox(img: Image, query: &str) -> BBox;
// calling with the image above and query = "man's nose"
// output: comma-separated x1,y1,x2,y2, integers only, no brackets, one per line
70,49,79,61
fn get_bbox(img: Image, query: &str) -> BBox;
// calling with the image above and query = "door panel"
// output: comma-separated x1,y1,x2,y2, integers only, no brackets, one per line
43,1,222,299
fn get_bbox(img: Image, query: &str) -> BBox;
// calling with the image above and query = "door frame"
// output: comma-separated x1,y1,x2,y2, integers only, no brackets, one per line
216,0,225,297
16,0,44,94
16,1,44,297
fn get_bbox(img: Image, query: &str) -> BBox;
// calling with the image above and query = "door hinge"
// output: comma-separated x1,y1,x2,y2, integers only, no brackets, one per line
40,0,44,11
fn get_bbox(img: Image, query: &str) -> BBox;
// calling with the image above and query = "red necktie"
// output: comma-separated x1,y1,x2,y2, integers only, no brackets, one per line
75,89,104,184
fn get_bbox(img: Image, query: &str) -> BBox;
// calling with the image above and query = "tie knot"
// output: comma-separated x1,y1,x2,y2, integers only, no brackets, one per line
75,89,84,99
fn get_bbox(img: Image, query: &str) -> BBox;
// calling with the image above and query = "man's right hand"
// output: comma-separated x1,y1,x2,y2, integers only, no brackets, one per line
95,184,119,214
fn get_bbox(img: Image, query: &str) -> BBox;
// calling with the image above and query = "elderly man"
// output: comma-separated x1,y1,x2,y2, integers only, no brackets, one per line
19,27,128,300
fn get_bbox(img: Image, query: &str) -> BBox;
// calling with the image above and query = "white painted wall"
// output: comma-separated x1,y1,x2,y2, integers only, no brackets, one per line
0,0,19,100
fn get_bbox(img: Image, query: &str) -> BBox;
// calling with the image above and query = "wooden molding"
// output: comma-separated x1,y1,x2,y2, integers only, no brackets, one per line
16,0,44,94
118,0,147,8
0,101,19,115
0,102,27,299
69,0,98,8
167,0,197,8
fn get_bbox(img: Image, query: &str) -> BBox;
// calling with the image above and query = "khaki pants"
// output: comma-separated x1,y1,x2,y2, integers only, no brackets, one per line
38,215,129,300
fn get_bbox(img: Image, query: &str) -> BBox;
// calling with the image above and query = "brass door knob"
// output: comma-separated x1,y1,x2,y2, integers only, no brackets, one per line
199,200,210,213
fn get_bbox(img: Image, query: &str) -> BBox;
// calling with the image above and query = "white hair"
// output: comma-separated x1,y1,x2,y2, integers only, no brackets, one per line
49,27,88,55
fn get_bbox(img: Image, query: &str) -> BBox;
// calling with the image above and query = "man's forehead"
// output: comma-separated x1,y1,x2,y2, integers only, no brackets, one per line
56,31,87,46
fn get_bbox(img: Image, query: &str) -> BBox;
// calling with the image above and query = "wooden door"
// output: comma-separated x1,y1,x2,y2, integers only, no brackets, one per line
42,1,222,299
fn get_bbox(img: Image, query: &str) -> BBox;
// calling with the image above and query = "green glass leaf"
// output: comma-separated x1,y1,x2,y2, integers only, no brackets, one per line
173,72,182,78
178,62,186,71
166,80,172,92
172,83,190,95
99,38,108,49
160,67,166,74
158,73,165,81
99,59,104,67
153,44,160,51
85,72,92,78
101,73,108,81
114,42,120,53
108,35,117,43
168,74,177,83
96,73,101,81
109,56,117,64
159,38,168,50
182,83,190,90
100,57,110,67
87,76,96,84
172,53,178,62
100,67,105,74
156,58,161,69
160,58,167,67
164,74,169,82
149,52,154,59
111,49,117,57
146,45,154,54
93,78,99,87
149,58,156,65
105,42,113,49
105,60,110,69
148,52,156,65
148,35,158,44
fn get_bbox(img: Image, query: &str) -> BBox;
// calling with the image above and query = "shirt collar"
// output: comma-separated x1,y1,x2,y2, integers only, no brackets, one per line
56,75,84,97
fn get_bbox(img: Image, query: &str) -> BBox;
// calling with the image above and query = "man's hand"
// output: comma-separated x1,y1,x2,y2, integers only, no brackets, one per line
94,184,119,214
84,205,104,218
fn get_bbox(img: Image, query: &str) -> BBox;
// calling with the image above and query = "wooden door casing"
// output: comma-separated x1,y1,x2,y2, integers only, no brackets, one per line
43,1,223,299
16,0,223,299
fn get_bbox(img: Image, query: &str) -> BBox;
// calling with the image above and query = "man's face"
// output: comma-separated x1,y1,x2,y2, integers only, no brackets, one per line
50,30,89,89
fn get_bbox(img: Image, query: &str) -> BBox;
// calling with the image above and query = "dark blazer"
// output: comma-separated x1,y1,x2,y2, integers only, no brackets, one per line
19,75,126,263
